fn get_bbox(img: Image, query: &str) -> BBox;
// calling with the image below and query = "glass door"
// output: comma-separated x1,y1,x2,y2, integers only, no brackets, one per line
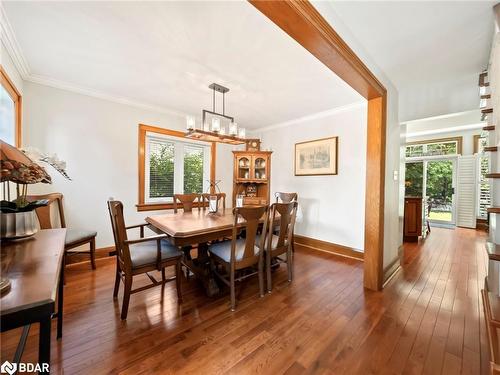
405,158,456,225
426,159,455,224
405,162,424,197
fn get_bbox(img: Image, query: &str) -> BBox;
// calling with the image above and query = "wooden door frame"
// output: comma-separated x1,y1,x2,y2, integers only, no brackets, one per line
250,0,387,290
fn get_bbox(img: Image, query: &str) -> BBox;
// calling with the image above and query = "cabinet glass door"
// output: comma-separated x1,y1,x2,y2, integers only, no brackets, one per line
237,156,251,180
253,156,267,180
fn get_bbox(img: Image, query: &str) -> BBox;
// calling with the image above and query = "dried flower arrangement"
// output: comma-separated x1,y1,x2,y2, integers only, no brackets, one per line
0,141,71,213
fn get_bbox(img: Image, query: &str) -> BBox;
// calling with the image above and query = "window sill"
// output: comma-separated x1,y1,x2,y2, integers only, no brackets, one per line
136,203,174,212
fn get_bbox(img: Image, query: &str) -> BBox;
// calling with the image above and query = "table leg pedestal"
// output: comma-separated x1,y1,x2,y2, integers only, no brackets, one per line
182,244,220,297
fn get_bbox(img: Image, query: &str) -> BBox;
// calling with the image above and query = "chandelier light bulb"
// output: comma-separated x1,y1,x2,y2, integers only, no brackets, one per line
229,122,238,136
211,117,221,133
186,115,195,131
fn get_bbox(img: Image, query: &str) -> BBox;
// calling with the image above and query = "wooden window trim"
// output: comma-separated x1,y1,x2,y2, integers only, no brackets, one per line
473,134,481,154
0,66,22,147
406,136,463,155
137,123,216,212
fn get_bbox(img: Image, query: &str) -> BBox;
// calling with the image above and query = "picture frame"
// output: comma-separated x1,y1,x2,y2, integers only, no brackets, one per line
294,136,338,176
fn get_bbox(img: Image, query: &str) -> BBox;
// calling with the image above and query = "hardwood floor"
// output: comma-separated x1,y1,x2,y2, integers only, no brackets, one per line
0,227,490,374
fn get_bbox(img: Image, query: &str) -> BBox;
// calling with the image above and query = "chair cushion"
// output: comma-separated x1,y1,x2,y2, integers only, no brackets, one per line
209,238,260,263
130,239,182,268
65,228,97,246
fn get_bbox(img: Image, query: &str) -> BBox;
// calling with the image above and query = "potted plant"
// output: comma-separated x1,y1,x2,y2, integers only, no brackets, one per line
0,140,70,239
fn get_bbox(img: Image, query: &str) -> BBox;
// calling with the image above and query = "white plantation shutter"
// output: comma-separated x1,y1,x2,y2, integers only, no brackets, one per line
478,155,491,218
456,155,477,228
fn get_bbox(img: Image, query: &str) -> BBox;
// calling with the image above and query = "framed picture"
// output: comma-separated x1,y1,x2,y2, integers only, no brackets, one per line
295,136,338,176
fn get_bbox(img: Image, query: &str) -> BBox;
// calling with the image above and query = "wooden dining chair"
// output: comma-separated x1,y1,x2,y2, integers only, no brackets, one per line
275,192,298,204
107,200,183,320
275,192,298,252
201,193,226,211
208,205,269,311
173,193,201,213
26,193,97,269
265,201,298,293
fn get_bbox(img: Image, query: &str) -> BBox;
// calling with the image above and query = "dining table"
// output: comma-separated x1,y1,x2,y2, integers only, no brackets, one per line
145,207,275,297
1,229,66,372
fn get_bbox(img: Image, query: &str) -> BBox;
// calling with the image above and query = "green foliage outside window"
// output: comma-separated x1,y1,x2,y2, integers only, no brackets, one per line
405,141,457,158
149,143,174,198
184,148,204,194
405,160,453,204
426,161,453,204
405,162,423,197
148,141,205,198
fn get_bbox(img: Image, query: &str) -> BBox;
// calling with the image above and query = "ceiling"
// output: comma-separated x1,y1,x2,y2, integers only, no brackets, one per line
2,1,363,129
325,1,496,121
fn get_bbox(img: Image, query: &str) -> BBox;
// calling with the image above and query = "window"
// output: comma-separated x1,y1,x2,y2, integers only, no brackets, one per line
0,68,21,146
405,137,462,158
138,124,215,211
474,134,491,219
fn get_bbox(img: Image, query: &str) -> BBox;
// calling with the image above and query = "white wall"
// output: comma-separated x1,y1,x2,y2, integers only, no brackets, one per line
313,2,402,269
399,74,480,122
1,41,23,94
22,81,234,248
257,102,367,251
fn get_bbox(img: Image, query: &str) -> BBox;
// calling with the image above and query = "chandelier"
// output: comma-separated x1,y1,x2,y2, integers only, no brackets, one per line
185,83,253,145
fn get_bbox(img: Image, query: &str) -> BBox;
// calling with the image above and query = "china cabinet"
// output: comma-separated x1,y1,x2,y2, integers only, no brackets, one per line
232,150,272,206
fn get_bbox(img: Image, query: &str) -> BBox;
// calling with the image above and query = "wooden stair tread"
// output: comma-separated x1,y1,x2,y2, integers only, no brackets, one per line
486,242,500,261
483,126,496,131
488,207,500,214
485,146,498,152
486,173,500,178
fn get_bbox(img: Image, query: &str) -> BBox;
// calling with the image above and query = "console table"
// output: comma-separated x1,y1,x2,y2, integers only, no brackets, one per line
1,229,66,372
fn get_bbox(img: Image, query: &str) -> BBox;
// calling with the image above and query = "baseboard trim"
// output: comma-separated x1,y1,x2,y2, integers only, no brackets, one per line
294,235,364,261
383,251,402,285
66,245,115,265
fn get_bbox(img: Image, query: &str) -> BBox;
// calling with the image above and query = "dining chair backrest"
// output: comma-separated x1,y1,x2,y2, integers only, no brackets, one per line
232,205,269,268
268,201,298,251
173,194,201,213
201,193,226,211
107,200,131,273
26,192,66,229
275,192,298,204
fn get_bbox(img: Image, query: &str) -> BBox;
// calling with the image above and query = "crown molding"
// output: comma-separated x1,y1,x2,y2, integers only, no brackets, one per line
406,122,485,138
27,74,187,118
0,3,30,79
253,101,367,133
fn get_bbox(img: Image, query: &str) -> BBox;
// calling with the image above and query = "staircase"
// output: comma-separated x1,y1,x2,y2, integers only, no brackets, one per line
481,70,498,227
